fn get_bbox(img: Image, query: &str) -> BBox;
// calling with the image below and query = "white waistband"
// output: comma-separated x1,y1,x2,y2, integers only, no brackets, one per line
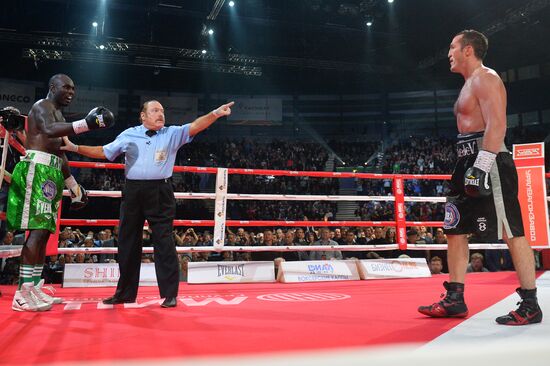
22,150,62,169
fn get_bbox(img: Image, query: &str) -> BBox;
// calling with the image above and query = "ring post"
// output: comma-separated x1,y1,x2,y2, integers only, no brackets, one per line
213,168,228,250
393,176,407,250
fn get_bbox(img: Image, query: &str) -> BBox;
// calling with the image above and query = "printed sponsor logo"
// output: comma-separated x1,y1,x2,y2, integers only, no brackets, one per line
0,94,31,103
58,292,350,310
443,202,460,229
41,180,57,201
307,263,334,274
514,145,543,159
36,200,53,215
457,141,477,158
525,170,537,242
217,264,245,280
464,177,479,187
368,260,418,273
257,293,350,302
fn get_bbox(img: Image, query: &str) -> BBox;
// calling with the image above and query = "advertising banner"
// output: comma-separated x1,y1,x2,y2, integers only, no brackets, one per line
227,98,282,125
513,142,549,248
64,89,119,115
63,263,157,288
278,260,360,283
357,258,431,280
0,81,36,114
187,261,275,284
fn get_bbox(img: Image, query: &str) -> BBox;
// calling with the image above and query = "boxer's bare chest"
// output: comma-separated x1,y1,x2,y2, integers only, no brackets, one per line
454,79,485,134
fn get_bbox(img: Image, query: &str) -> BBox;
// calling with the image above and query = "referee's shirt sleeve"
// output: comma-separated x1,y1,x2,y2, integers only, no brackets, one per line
170,123,194,150
103,131,128,161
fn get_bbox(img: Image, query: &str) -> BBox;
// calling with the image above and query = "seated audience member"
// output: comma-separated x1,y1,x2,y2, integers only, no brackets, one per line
429,256,444,275
309,227,342,260
466,253,489,273
252,229,282,262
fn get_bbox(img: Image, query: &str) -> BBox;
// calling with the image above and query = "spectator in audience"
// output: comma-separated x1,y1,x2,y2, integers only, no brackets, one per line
433,228,447,244
333,228,344,245
305,231,318,245
407,229,419,244
294,228,307,245
429,256,444,275
368,227,388,245
2,231,14,245
310,228,342,260
252,230,282,262
466,253,489,273
341,230,362,259
281,230,306,261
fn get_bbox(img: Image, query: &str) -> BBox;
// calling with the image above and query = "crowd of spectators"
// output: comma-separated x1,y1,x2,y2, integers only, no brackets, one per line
3,222,538,285
2,130,548,285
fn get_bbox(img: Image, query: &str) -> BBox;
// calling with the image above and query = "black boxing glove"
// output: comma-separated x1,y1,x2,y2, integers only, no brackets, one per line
464,150,496,198
72,107,115,134
0,106,26,131
65,176,89,210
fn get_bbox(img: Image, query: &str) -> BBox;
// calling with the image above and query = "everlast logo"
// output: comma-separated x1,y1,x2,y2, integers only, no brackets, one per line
457,140,478,158
465,177,479,186
1,94,31,103
96,115,106,128
217,264,245,277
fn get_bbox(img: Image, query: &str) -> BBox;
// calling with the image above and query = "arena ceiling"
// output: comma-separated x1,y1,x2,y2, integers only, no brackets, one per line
1,0,550,93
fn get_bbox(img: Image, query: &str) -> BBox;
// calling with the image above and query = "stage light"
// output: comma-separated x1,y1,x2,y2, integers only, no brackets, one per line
229,1,235,7
99,44,105,50
208,29,214,35
92,21,98,27
201,49,207,54
366,20,373,27
388,0,394,3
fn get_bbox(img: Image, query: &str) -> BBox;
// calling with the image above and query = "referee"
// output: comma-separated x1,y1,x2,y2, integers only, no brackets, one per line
62,100,234,307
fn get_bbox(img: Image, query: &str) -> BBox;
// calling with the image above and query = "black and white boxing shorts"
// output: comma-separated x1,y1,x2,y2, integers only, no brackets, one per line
443,132,525,241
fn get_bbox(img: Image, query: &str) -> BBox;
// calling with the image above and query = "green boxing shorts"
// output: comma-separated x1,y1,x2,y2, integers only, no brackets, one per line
7,150,64,234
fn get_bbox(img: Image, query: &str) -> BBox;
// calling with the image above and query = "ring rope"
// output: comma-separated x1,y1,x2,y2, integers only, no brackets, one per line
64,189,449,203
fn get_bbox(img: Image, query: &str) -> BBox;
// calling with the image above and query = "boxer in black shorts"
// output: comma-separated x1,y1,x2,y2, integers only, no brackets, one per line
418,30,542,325
444,133,524,242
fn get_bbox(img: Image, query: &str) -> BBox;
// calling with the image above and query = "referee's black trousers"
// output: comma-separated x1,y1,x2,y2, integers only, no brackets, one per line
114,178,179,300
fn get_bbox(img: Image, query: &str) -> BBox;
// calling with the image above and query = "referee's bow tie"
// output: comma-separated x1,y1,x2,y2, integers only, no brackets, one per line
146,130,157,137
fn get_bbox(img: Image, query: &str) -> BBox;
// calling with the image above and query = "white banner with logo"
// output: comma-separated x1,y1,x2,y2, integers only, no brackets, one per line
0,81,36,114
64,89,119,115
187,261,275,284
63,263,158,288
278,260,360,283
228,98,282,122
358,258,431,280
140,95,198,124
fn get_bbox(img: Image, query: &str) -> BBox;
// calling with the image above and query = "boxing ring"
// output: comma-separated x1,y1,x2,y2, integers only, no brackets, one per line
1,130,550,365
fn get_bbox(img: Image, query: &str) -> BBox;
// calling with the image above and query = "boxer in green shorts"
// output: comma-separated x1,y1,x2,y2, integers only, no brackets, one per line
0,74,115,311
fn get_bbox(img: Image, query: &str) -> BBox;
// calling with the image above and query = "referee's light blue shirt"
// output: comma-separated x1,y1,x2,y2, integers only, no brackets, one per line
103,124,193,180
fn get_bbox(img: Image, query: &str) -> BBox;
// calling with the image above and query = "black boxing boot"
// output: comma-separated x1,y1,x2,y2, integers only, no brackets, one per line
495,288,542,325
418,281,469,318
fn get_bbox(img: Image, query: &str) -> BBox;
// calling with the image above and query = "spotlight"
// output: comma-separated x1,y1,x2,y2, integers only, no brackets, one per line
229,1,235,7
92,21,98,27
388,0,394,3
366,20,373,27
201,49,207,54
208,29,214,35
99,44,105,50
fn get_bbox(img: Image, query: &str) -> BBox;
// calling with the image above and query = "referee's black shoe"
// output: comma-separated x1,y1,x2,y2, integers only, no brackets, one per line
102,296,135,305
161,297,177,308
